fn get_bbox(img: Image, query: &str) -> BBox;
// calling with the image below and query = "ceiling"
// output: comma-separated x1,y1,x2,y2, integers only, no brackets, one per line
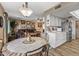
51,2,79,18
1,2,61,20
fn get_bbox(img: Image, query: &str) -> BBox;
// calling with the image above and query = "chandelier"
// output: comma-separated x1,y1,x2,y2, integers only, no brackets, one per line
19,2,33,17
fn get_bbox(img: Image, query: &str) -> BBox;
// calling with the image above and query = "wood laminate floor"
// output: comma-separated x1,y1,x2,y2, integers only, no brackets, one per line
49,39,79,56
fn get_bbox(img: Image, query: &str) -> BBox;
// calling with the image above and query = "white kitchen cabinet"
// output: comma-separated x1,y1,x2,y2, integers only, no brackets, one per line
50,16,62,26
46,31,67,48
45,15,50,26
46,16,62,26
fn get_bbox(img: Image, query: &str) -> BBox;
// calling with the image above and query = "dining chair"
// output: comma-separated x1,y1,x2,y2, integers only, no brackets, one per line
0,39,4,56
26,44,49,56
0,50,4,56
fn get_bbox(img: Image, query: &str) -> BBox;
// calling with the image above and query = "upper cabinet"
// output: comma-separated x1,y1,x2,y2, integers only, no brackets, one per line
46,15,62,26
45,15,50,26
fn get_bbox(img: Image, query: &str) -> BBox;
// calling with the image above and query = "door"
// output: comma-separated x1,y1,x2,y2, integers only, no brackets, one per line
76,21,79,39
0,16,4,50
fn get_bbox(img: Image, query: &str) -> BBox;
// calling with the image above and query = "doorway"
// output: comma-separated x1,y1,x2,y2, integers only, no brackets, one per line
76,21,79,39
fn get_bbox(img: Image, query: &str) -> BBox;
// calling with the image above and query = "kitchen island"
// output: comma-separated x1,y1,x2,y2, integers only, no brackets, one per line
46,31,67,48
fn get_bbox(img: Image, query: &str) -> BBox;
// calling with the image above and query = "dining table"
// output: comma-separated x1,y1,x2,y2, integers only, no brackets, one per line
2,37,48,56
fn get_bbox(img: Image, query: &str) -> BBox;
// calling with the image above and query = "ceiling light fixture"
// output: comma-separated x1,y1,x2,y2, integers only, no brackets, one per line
70,9,79,19
19,2,33,17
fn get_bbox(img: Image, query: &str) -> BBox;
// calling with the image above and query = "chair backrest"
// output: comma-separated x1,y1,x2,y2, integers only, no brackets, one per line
0,51,4,56
27,48,43,56
0,39,4,56
26,46,44,56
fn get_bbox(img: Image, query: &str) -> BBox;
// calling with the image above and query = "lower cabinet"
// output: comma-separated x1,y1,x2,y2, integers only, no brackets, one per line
47,31,67,48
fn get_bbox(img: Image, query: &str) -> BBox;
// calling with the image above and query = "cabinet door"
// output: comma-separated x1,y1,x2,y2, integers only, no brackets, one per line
50,17,55,26
50,17,61,26
46,15,50,26
56,32,66,47
48,33,56,48
58,19,61,26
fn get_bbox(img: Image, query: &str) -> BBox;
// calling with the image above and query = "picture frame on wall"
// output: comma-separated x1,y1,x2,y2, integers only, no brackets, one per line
38,22,42,28
21,20,25,24
0,16,3,27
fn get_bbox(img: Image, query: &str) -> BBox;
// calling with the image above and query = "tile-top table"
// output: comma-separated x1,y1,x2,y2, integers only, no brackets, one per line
2,37,48,56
